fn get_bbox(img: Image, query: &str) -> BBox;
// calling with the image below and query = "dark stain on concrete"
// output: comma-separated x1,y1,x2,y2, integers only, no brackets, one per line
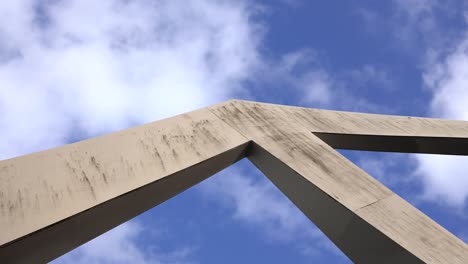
153,147,166,172
8,200,15,213
81,170,96,199
102,173,108,184
172,149,179,160
90,156,100,170
162,135,170,147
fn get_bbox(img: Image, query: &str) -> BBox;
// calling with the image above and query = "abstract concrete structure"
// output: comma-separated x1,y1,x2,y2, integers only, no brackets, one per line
1,100,467,263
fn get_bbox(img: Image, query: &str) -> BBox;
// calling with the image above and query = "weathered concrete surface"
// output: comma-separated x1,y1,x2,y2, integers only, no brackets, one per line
209,100,468,264
216,100,468,154
0,108,249,263
247,143,422,263
1,99,467,263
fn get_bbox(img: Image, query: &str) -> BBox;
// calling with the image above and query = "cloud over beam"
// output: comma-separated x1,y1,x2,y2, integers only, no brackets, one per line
0,0,263,262
1,0,340,262
0,0,263,159
418,32,468,207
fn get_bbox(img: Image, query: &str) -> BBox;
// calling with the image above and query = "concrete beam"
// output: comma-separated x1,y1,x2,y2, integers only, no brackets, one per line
1,100,467,263
209,100,468,264
0,109,249,263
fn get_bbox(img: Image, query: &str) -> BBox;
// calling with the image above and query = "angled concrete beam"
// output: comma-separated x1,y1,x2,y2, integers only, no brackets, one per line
0,109,249,263
1,99,467,263
209,100,468,264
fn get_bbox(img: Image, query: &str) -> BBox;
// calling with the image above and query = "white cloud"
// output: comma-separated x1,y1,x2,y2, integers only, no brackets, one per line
198,165,346,258
0,0,264,262
416,32,468,207
354,0,468,208
393,0,434,19
357,152,414,187
0,0,263,159
52,220,195,264
345,65,394,91
263,49,333,106
414,154,468,206
268,51,396,112
301,71,332,105
388,0,440,51
0,0,345,262
200,169,320,242
356,0,464,56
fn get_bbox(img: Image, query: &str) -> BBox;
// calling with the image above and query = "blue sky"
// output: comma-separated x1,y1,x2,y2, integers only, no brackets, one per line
1,0,467,263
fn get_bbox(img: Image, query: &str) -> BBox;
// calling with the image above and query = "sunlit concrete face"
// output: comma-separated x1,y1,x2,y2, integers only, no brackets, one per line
1,100,467,263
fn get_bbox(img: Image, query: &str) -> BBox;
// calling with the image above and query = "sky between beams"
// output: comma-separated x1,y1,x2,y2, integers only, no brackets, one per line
0,0,467,263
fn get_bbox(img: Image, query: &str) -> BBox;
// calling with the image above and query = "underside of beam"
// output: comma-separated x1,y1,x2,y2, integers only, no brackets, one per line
314,132,468,155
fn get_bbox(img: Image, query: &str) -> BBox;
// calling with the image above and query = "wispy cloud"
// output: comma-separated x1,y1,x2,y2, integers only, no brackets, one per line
356,0,465,57
353,0,468,209
52,220,196,264
0,0,264,159
0,0,350,262
256,49,393,112
412,5,468,208
1,0,264,262
198,162,347,259
262,49,333,106
1,0,425,262
356,152,416,187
